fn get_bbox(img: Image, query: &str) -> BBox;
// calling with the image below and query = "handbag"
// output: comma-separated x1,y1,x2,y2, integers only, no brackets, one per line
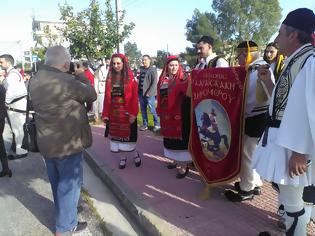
104,121,109,137
21,80,39,152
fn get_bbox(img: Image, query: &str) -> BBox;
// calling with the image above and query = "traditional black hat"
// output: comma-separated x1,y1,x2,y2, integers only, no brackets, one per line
282,8,315,34
197,36,214,46
236,40,258,52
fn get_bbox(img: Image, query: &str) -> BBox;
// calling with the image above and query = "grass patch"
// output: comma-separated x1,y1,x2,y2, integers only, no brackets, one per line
137,106,155,127
81,188,113,236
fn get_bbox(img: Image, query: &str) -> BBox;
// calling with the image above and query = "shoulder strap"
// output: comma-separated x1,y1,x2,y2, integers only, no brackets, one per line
5,69,27,105
7,94,27,105
25,78,32,121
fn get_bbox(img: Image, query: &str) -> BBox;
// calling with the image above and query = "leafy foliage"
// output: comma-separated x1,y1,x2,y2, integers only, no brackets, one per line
183,0,282,67
155,50,169,69
212,0,281,44
59,0,135,62
34,25,60,48
32,23,62,62
31,47,46,62
124,41,142,69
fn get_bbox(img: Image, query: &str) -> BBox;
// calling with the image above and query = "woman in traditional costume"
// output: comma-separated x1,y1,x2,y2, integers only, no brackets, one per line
157,56,192,178
263,42,284,82
102,54,140,169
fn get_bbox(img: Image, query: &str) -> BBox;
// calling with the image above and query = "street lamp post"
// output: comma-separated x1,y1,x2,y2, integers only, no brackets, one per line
115,0,124,53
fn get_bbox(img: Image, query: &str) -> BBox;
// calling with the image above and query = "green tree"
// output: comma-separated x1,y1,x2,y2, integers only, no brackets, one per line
183,0,281,66
124,41,142,69
31,47,46,62
212,0,281,45
184,9,220,66
155,50,169,69
34,25,60,48
32,22,62,62
59,0,135,62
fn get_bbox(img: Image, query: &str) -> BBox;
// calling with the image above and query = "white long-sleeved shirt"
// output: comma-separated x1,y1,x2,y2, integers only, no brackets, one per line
3,66,27,107
246,58,275,117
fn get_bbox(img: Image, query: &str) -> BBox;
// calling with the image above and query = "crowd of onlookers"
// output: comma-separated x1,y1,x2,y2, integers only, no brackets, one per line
0,7,314,236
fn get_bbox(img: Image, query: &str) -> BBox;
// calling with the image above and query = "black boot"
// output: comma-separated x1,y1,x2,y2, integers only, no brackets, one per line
224,188,254,202
234,181,261,195
176,165,189,179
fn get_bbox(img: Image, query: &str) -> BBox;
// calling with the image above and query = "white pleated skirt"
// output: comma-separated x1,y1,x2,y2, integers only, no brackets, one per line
252,128,315,186
164,148,192,162
110,140,136,152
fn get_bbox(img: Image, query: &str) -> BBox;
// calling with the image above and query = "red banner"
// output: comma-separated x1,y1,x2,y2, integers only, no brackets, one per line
189,67,247,185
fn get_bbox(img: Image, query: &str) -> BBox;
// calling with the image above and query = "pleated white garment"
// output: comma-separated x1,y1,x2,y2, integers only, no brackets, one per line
252,57,315,186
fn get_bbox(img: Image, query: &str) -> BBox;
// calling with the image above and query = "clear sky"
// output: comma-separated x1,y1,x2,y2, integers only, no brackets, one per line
0,0,314,56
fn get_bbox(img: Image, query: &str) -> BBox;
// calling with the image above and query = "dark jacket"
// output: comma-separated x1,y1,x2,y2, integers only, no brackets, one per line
0,84,6,120
140,66,158,97
29,65,97,158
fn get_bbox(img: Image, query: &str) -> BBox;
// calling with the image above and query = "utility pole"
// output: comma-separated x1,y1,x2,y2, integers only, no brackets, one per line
115,0,123,53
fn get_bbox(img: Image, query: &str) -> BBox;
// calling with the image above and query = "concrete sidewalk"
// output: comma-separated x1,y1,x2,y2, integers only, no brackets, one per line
85,125,315,236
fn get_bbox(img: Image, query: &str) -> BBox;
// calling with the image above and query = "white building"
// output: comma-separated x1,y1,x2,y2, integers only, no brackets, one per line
0,41,31,65
32,18,69,48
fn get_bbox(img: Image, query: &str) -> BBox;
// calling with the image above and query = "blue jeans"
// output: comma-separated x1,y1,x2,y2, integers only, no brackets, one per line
44,152,83,233
138,94,159,126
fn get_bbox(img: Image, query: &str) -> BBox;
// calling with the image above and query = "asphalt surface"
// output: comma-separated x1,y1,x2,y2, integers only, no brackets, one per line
0,152,138,236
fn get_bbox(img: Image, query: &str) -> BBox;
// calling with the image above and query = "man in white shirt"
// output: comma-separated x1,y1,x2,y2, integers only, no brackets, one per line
196,35,229,69
0,54,28,159
225,41,274,202
252,8,315,235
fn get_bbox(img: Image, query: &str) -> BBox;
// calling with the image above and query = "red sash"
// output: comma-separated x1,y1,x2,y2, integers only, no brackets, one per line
109,96,130,139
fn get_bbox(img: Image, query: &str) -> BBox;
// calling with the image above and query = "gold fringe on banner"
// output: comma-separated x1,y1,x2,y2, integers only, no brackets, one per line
198,183,212,200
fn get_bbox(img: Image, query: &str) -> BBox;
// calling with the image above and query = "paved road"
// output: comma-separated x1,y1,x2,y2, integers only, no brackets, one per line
0,152,139,236
87,125,315,236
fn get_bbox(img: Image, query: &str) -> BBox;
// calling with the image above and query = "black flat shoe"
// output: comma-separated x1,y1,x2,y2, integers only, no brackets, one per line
119,158,127,169
134,152,141,167
224,189,254,202
167,163,177,169
8,153,28,160
176,166,189,179
0,169,12,178
234,181,261,195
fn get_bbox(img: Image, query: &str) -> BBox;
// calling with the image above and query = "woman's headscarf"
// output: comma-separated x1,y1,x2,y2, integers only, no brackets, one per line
107,53,134,84
158,55,184,81
157,55,187,114
102,53,138,119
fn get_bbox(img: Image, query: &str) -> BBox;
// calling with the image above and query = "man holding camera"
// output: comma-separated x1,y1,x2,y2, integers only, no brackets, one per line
29,46,97,235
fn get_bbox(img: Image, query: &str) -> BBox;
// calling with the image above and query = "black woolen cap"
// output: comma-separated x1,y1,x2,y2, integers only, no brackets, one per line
197,36,214,46
236,40,258,49
282,8,315,34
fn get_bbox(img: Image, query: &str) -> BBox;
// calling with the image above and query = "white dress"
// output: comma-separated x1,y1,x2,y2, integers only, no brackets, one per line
252,55,315,186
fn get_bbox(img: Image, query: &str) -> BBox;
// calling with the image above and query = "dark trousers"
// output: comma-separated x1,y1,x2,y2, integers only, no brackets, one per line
0,119,9,171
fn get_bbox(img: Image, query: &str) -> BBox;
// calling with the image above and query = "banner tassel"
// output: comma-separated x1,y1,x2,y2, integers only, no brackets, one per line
198,184,212,200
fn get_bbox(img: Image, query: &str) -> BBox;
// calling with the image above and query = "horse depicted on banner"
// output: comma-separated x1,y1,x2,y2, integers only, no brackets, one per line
189,67,247,185
196,100,230,162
